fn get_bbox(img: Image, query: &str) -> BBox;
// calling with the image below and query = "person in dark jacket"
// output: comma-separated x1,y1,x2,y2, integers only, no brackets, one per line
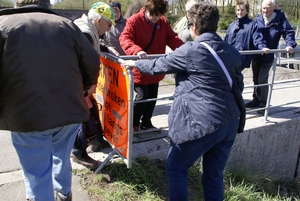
225,0,269,70
119,0,184,132
246,0,297,112
0,0,100,200
101,1,126,55
122,2,244,200
72,1,115,172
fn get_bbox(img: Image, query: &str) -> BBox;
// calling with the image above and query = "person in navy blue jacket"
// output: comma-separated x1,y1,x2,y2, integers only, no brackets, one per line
225,0,269,70
246,0,297,111
122,2,244,200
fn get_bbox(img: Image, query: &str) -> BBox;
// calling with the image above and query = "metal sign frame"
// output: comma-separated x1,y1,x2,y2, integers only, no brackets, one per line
95,52,134,173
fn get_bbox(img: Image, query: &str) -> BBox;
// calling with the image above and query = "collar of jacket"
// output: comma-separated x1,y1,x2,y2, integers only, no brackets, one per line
0,5,58,16
257,8,284,27
194,31,223,43
115,14,126,23
236,14,249,26
142,8,160,29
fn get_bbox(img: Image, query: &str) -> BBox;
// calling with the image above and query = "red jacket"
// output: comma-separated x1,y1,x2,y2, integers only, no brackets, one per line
120,8,184,85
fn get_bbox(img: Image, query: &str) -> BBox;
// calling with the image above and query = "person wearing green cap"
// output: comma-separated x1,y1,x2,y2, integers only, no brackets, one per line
100,1,127,55
74,2,115,54
72,2,116,171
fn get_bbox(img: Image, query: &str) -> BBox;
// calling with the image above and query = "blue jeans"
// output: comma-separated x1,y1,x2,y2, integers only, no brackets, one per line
11,123,81,201
167,119,239,201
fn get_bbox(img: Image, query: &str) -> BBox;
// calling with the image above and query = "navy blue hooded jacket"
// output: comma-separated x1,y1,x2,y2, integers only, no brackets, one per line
135,32,243,145
225,14,267,69
253,9,297,63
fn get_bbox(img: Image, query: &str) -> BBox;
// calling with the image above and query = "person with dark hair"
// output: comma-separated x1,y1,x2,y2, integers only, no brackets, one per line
119,0,184,132
0,0,100,200
225,0,269,71
246,0,297,113
72,2,115,171
100,1,126,55
122,2,244,200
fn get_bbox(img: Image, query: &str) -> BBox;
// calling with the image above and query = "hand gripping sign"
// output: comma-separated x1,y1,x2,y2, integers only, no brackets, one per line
94,55,133,173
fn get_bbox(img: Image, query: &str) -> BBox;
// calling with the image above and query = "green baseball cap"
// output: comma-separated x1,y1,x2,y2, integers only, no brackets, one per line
91,2,115,25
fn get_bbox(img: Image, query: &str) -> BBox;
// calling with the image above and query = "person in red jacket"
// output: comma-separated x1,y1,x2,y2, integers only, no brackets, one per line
119,0,184,132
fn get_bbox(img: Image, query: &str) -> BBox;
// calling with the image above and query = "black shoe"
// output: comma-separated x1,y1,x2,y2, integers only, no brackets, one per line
257,109,265,114
259,101,266,108
257,102,266,114
72,153,100,171
245,99,259,108
90,140,110,152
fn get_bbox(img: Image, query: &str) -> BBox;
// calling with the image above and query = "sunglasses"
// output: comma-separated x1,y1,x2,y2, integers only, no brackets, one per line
187,20,193,29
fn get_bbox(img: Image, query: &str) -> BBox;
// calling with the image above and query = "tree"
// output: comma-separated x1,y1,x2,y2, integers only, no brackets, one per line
0,0,14,7
218,4,235,30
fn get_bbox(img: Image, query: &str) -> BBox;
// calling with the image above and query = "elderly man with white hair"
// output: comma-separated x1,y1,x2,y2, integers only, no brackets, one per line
173,0,197,42
72,2,116,171
246,0,297,113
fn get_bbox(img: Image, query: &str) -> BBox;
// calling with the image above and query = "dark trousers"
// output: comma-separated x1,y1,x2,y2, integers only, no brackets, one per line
72,97,103,158
251,59,273,103
133,83,159,127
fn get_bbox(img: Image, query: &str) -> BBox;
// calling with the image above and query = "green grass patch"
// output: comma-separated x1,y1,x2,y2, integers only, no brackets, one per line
75,157,300,201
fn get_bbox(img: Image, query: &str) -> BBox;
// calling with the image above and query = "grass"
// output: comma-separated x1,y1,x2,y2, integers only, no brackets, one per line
73,157,300,201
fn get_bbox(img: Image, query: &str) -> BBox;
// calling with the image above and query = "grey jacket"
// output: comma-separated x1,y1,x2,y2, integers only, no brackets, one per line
136,32,243,144
0,6,100,132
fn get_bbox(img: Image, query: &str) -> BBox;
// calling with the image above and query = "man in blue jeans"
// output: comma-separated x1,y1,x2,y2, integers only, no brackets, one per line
246,0,297,113
122,2,244,200
0,0,100,200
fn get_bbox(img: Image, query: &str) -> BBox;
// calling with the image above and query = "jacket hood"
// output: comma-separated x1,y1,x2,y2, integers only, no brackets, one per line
0,5,58,16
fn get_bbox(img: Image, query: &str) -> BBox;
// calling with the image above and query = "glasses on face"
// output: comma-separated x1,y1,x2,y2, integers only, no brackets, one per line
187,20,193,29
103,18,112,28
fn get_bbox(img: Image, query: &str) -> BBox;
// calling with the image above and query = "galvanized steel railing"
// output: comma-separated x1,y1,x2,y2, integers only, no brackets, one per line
102,48,300,126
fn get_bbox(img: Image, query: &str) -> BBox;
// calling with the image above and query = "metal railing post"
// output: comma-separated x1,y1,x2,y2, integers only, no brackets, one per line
127,68,134,169
263,53,279,122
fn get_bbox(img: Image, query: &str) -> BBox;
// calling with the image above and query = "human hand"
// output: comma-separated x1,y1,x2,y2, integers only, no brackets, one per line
87,84,96,95
121,60,136,70
137,51,148,59
107,46,120,56
286,46,293,53
262,47,270,54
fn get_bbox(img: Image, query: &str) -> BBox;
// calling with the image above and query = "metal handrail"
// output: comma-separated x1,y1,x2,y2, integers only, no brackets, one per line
102,49,300,125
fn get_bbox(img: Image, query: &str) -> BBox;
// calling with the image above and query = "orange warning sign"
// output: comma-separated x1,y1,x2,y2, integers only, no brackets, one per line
94,56,130,158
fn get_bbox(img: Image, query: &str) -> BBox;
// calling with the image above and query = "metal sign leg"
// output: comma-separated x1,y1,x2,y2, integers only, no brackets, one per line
94,148,118,174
